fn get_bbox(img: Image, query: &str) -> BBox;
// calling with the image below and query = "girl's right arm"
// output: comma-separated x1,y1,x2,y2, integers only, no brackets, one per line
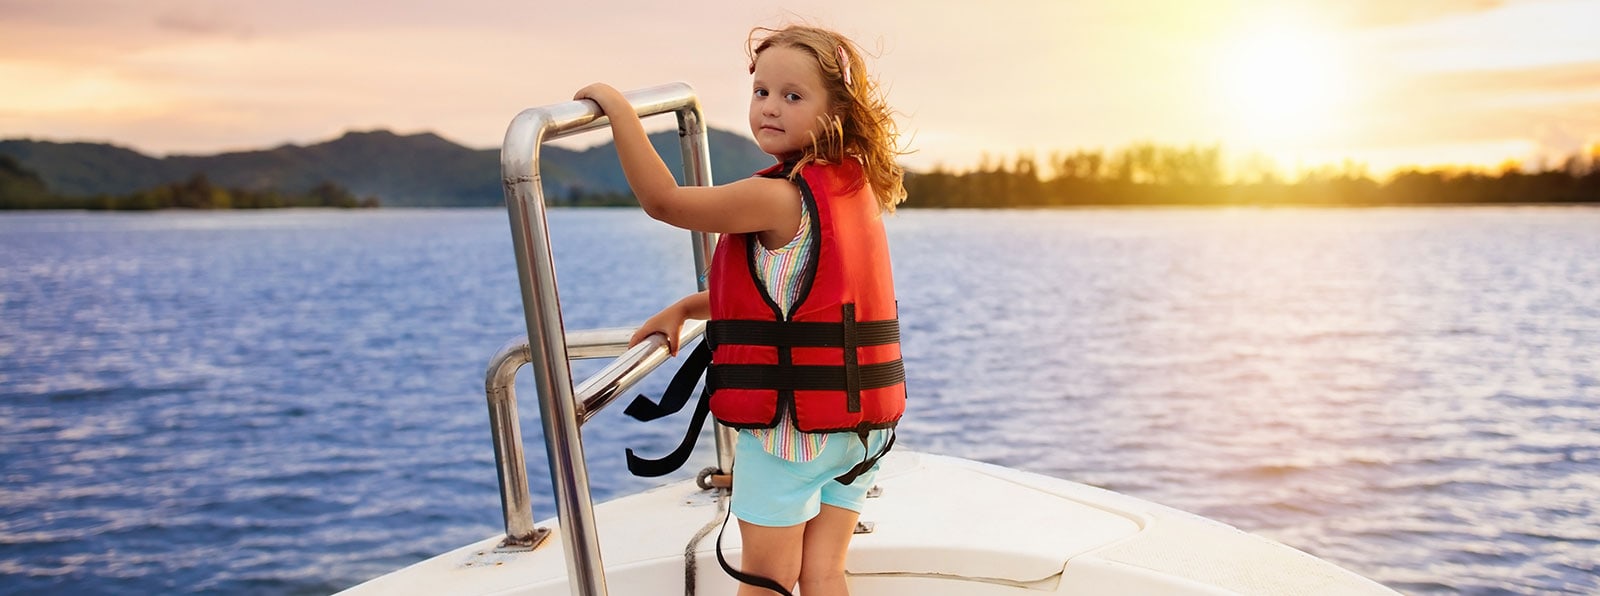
629,291,709,356
573,83,799,244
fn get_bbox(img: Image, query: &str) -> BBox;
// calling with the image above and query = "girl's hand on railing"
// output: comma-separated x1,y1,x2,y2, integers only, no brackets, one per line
630,292,709,357
630,304,688,357
573,83,626,115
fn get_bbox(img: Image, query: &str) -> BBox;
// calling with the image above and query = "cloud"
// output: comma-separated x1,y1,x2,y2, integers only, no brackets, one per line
1333,0,1510,27
1449,61,1600,94
153,6,257,39
1333,60,1600,155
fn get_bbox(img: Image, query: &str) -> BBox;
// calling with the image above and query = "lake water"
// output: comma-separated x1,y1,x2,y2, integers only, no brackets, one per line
1,207,1597,595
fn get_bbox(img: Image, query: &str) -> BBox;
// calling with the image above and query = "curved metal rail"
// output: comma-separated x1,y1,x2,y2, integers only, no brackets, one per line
490,82,726,596
484,320,707,548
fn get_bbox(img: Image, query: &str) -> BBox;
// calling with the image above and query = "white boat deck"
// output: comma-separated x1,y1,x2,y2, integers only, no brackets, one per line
339,451,1398,595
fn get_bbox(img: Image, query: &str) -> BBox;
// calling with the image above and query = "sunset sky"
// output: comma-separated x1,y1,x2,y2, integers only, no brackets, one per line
3,0,1598,178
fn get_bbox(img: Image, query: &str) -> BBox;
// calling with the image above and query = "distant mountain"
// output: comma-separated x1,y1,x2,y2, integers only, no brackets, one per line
0,127,773,207
0,154,51,201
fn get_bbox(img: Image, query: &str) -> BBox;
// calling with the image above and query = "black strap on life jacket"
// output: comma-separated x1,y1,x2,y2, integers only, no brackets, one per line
834,426,896,485
625,307,904,480
624,341,714,478
705,306,905,412
705,361,906,393
715,509,795,596
706,318,900,348
622,340,711,423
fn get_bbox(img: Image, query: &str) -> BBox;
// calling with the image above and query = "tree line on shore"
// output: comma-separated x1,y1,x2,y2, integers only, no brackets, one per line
7,142,1599,210
904,144,1600,207
1,155,378,210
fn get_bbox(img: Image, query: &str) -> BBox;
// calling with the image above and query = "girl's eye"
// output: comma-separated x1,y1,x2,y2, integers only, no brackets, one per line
754,88,769,98
784,92,802,102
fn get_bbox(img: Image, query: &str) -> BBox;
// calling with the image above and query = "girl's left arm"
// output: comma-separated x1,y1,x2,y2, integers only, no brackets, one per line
573,83,798,236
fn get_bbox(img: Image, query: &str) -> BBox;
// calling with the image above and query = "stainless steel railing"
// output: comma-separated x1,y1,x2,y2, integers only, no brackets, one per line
483,321,709,547
489,82,732,596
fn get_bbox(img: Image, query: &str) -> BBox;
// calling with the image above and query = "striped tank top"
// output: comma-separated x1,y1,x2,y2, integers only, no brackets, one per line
747,204,829,462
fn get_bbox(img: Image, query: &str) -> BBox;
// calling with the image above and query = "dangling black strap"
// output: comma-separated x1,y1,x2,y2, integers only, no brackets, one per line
622,341,711,421
625,387,712,478
834,427,896,485
624,342,714,478
715,509,795,596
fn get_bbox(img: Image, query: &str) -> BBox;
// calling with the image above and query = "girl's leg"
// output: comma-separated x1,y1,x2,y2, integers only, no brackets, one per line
735,519,805,596
797,504,860,596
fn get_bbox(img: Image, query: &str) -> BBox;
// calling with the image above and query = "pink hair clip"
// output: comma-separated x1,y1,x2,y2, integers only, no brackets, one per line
836,45,852,88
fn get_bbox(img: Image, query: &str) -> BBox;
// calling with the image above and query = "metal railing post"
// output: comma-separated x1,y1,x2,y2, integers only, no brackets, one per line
497,83,713,596
503,110,603,596
673,107,737,477
483,318,705,552
485,339,548,548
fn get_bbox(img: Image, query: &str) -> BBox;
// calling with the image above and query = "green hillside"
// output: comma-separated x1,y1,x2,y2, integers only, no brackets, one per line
0,141,171,197
0,127,773,207
0,154,54,208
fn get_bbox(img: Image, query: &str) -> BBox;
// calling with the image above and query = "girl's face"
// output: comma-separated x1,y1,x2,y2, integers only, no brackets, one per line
748,46,833,160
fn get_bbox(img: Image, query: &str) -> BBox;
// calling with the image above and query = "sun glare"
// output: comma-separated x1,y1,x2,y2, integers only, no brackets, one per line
1216,24,1349,148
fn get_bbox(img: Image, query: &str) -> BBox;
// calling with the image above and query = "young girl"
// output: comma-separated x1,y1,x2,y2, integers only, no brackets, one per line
576,24,906,596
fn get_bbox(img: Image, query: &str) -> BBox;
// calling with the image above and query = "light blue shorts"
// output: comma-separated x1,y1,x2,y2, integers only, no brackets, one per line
730,429,890,528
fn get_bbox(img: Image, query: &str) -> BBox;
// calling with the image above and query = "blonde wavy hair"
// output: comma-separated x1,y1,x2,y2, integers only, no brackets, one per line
748,25,907,212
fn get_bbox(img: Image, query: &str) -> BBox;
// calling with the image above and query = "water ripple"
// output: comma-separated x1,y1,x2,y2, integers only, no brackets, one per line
2,208,1598,594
